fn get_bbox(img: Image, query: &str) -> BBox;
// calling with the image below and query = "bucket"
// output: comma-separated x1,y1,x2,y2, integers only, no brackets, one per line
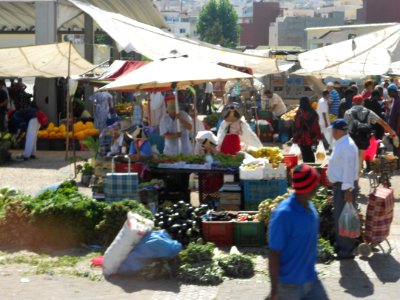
283,154,298,169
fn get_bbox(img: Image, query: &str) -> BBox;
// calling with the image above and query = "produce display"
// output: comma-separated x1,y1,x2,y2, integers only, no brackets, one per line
247,147,284,166
37,121,99,140
318,238,335,263
214,153,245,168
240,162,265,170
154,202,209,245
204,113,221,129
177,242,255,285
154,154,206,164
114,102,133,115
281,107,298,120
0,133,17,164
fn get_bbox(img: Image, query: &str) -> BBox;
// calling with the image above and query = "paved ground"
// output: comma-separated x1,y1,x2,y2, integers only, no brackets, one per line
0,151,400,300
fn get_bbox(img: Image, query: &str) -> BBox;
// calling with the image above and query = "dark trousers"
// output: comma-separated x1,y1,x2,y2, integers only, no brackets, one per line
299,146,315,163
0,112,6,132
203,93,212,114
333,182,358,256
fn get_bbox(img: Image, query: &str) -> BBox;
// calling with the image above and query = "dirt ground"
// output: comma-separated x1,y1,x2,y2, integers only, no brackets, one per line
0,150,400,300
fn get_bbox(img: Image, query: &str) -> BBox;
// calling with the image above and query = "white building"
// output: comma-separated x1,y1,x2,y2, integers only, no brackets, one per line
161,10,198,38
306,22,397,49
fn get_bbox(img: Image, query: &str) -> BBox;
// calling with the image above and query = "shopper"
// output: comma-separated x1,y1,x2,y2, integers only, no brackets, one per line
361,80,374,100
0,80,9,132
203,81,213,114
293,97,322,163
267,164,329,300
338,88,354,119
327,119,358,260
317,90,331,149
344,95,396,174
160,101,192,155
326,82,340,117
14,104,40,160
364,90,385,139
387,83,400,160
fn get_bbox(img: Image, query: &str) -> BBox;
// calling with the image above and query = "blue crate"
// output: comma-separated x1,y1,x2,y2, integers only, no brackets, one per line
243,179,288,202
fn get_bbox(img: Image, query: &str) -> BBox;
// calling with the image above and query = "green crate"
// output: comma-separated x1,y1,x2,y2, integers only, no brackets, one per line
234,221,266,247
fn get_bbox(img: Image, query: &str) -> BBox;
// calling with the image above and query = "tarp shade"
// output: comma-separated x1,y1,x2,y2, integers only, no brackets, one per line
101,57,253,91
68,0,278,76
99,60,148,80
298,24,400,77
0,42,95,78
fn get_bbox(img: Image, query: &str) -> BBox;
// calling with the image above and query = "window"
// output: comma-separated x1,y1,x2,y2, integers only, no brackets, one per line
180,28,186,34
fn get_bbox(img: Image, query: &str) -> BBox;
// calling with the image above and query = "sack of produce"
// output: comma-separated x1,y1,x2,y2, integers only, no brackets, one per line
103,212,154,276
338,202,360,238
316,141,326,161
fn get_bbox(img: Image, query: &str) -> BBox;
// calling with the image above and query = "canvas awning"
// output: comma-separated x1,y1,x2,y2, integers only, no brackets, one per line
298,24,400,77
68,0,278,76
98,60,148,81
101,57,253,91
0,42,95,78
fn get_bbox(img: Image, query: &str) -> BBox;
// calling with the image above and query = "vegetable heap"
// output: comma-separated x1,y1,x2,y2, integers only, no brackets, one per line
177,242,255,285
247,146,284,166
154,202,209,245
214,153,245,168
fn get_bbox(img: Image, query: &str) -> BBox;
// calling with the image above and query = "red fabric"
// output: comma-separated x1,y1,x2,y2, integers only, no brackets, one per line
36,110,49,126
106,61,148,80
292,109,321,146
221,134,240,155
364,136,380,161
365,186,394,244
291,164,320,194
90,256,104,267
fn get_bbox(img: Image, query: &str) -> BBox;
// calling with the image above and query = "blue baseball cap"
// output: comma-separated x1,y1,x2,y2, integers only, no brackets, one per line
331,119,348,131
387,83,399,92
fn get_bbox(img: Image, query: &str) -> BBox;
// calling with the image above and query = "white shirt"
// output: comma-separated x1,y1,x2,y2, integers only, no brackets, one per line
150,92,165,127
327,134,359,190
317,97,329,128
205,82,213,94
159,111,192,155
268,93,287,117
191,116,205,139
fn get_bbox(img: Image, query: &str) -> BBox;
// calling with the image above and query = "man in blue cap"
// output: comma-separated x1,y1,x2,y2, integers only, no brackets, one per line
327,119,359,259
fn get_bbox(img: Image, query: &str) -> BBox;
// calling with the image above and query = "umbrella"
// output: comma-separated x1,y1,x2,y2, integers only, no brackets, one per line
100,56,253,92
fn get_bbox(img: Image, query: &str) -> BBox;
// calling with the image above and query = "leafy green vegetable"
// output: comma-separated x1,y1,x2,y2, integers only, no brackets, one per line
318,238,335,264
177,263,223,285
214,153,244,167
179,242,215,264
217,254,254,278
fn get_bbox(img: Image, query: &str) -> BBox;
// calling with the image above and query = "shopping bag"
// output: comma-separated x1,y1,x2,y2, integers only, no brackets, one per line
315,141,326,161
338,202,360,238
289,143,301,156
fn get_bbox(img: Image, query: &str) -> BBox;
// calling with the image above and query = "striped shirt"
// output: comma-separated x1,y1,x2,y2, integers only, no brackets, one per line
329,89,340,116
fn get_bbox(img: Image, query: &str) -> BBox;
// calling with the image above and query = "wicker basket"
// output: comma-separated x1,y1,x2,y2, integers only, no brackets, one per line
369,157,398,173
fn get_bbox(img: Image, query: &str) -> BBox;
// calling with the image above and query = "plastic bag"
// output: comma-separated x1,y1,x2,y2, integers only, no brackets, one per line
118,230,182,274
315,141,326,161
338,202,360,238
102,212,154,276
289,143,301,156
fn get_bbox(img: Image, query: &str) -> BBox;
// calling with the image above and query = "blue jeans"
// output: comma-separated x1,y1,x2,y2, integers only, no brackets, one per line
333,182,358,256
278,279,329,300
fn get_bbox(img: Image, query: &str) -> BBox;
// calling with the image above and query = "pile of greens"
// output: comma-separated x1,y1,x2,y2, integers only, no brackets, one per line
318,238,335,263
0,181,153,249
214,153,245,168
204,113,221,129
177,242,255,285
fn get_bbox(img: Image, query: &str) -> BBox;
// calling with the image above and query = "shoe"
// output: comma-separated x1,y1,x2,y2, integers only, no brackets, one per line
30,155,36,159
16,155,29,161
335,254,355,260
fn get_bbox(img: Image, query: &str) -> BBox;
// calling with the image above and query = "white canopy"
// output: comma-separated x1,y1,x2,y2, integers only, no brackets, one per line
68,0,278,76
102,57,253,91
298,24,400,77
0,42,95,78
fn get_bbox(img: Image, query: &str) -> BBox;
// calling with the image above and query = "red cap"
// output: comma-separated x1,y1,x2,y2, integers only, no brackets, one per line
292,164,320,194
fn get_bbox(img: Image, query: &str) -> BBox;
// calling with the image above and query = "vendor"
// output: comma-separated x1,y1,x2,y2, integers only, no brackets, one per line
194,131,218,155
159,100,192,155
265,90,287,118
127,125,152,158
217,103,262,155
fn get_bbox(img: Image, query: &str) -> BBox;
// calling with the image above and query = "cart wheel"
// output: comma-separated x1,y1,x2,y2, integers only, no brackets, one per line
358,243,372,258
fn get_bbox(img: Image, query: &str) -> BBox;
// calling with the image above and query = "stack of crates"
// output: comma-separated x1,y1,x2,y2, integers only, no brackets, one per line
242,179,288,211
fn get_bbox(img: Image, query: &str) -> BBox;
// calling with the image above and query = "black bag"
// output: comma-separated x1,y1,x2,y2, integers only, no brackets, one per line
350,110,372,150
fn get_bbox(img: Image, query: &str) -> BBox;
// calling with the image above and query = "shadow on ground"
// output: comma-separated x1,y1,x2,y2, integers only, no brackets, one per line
339,260,374,298
368,253,400,283
106,276,181,294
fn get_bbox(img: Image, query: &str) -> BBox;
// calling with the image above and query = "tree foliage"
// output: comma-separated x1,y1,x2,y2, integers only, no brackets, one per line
196,0,239,48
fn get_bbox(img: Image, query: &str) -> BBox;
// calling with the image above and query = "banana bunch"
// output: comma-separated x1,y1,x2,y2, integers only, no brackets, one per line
248,147,283,164
281,107,298,120
242,162,264,170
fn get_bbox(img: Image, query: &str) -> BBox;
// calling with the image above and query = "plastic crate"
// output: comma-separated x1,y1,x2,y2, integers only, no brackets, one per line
202,221,234,246
243,179,288,202
234,221,266,247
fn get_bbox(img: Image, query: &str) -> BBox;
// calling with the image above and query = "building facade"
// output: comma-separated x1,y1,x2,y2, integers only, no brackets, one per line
239,1,280,48
357,0,400,24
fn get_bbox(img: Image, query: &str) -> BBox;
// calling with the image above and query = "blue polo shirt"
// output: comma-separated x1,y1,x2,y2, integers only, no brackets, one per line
268,193,319,284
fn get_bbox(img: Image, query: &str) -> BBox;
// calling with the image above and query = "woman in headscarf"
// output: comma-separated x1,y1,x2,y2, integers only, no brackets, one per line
293,96,322,163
